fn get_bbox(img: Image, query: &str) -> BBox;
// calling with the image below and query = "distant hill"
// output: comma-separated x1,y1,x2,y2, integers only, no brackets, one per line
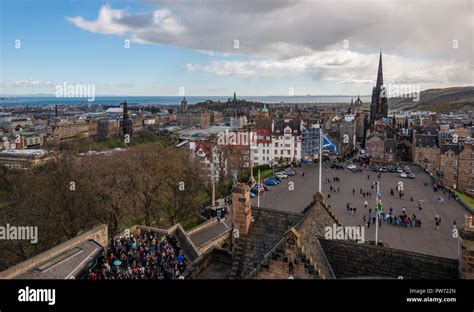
388,86,474,112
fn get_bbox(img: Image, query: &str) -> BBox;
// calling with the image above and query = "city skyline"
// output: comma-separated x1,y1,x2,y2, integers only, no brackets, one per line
1,0,473,96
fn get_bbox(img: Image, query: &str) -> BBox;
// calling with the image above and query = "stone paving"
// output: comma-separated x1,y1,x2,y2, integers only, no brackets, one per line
251,163,469,259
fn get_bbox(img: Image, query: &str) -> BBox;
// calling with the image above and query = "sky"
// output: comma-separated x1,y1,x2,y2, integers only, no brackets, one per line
0,0,472,96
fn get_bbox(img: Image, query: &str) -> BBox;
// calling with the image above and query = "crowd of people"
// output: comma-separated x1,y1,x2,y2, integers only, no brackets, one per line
328,170,459,231
88,230,188,280
298,159,463,239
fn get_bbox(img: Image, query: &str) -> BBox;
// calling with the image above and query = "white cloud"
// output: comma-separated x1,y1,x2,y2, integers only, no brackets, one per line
67,1,473,89
14,80,53,87
185,50,471,86
67,4,185,41
106,82,135,88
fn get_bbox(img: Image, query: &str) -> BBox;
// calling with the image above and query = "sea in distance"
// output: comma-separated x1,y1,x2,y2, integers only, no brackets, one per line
0,95,371,107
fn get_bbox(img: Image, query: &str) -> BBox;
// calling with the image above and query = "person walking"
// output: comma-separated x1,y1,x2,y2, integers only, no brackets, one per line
434,215,441,230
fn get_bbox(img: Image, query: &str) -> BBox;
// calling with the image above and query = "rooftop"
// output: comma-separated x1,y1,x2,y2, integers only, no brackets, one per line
15,240,103,279
0,149,49,156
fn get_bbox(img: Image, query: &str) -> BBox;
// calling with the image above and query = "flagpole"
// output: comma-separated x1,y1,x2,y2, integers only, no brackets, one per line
319,126,322,193
257,169,261,207
375,181,379,245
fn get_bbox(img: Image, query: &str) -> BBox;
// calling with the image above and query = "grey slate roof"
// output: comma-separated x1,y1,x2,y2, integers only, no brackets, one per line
318,238,459,279
415,134,439,147
273,119,302,136
440,143,463,155
15,240,103,279
231,207,303,279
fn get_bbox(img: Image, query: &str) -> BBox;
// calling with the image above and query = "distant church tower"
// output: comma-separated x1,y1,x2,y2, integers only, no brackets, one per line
370,52,388,129
354,95,363,113
180,97,188,111
121,100,132,137
233,92,237,102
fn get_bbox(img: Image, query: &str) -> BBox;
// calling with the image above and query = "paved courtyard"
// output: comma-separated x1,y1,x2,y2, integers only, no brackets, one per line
251,163,469,259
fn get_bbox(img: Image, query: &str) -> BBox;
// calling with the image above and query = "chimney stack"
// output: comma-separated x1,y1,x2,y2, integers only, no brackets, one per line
459,214,474,279
232,183,251,237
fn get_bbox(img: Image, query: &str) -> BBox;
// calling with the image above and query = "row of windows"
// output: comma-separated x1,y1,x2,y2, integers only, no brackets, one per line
254,150,293,157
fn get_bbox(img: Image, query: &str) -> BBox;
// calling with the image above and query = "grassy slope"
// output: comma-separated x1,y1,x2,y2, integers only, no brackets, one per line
389,86,474,112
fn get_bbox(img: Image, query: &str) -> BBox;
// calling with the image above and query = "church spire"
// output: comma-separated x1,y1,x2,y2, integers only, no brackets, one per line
376,51,383,87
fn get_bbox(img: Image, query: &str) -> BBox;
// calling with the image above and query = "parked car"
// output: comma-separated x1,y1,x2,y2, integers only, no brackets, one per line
386,165,395,172
379,167,388,172
347,164,357,170
400,172,408,178
396,167,403,173
250,187,259,194
275,172,288,179
404,166,410,173
330,162,344,169
250,192,256,198
285,169,296,176
265,179,278,186
408,173,415,179
272,176,282,183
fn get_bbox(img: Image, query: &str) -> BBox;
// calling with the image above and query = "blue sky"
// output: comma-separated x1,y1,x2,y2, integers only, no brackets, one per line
1,0,472,96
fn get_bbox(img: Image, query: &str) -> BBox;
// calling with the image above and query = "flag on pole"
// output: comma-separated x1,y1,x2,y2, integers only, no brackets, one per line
322,134,338,154
376,191,383,213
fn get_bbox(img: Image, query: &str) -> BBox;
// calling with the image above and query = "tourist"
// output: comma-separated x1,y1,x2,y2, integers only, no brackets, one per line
434,215,442,230
89,230,188,280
